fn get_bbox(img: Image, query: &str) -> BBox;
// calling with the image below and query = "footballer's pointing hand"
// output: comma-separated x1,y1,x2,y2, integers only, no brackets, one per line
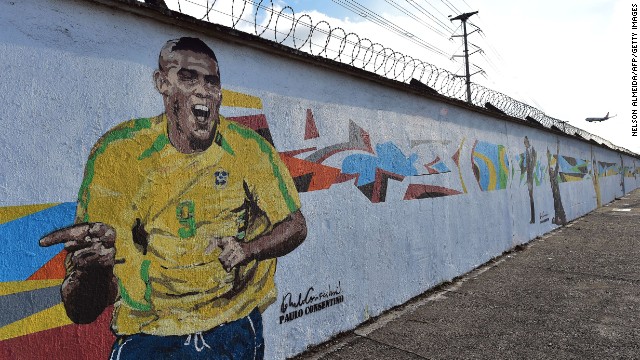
40,222,116,269
41,223,118,324
206,236,250,272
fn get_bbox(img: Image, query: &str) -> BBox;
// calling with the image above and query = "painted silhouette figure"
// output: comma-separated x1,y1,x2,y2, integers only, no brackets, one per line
524,136,536,224
547,140,566,225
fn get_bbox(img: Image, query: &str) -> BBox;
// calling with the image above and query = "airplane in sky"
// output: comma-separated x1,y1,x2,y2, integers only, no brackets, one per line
585,112,616,122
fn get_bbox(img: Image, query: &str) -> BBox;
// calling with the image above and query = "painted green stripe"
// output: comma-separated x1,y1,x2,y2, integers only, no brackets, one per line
228,123,298,213
117,260,152,311
498,145,509,189
219,135,235,156
215,132,235,156
141,260,152,306
77,118,153,222
138,134,169,160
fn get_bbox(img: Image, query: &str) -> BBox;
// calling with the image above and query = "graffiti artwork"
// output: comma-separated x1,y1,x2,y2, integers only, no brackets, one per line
591,149,602,207
547,141,567,225
523,137,537,223
22,37,307,359
472,140,510,192
598,161,620,177
548,155,590,183
3,2,640,358
277,115,463,203
342,142,418,201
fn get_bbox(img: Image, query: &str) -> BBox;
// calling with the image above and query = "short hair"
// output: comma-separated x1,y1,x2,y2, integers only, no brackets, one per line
158,37,218,71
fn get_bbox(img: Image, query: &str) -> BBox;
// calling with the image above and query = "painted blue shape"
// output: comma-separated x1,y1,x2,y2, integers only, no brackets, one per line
473,142,500,190
474,157,491,190
341,154,378,186
431,161,450,173
557,156,573,173
535,162,546,185
472,141,509,191
0,202,76,281
575,159,588,168
598,163,618,176
342,142,419,186
598,164,606,173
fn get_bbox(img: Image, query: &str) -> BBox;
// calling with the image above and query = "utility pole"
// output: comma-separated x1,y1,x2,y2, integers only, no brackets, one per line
450,11,479,103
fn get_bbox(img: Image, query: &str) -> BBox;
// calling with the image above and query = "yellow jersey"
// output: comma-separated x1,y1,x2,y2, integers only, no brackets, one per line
72,114,300,335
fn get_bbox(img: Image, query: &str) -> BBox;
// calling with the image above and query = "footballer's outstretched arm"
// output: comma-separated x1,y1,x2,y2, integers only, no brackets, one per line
213,209,307,272
40,223,118,324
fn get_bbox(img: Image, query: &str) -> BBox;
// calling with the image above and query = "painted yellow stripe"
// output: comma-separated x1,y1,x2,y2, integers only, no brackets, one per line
498,146,509,177
474,152,497,191
0,303,71,341
221,89,263,109
0,280,63,296
456,139,467,194
563,174,584,182
0,203,60,225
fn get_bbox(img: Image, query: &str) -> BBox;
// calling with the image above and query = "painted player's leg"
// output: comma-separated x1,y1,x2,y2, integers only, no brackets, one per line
109,333,184,360
109,308,264,360
199,307,264,359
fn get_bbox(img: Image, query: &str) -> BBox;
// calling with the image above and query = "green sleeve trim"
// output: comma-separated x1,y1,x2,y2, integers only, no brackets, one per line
117,260,152,311
77,118,153,222
138,134,170,160
228,122,298,213
215,132,235,156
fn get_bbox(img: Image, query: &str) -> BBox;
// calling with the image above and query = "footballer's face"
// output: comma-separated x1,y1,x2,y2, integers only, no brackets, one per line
156,50,221,153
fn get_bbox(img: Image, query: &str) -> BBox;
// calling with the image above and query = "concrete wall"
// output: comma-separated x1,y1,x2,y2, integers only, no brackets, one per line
1,0,638,358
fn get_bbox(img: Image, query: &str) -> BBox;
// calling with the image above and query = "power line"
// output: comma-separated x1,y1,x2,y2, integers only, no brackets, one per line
416,0,453,21
187,0,451,78
330,0,451,57
439,0,459,16
468,21,506,63
442,0,462,14
175,0,458,75
337,0,447,47
461,18,545,110
187,0,375,61
460,0,474,12
402,0,456,33
381,0,450,37
461,21,506,78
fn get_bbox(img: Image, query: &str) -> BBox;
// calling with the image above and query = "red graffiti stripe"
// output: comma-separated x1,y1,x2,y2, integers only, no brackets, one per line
404,184,462,200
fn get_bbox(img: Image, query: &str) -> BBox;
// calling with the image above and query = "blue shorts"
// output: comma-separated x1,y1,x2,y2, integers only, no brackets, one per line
109,308,264,360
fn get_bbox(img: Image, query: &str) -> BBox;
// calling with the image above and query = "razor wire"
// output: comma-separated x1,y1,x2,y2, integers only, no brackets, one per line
157,0,634,155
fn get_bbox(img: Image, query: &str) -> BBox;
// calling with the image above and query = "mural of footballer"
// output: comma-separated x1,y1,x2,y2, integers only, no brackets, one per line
39,37,307,359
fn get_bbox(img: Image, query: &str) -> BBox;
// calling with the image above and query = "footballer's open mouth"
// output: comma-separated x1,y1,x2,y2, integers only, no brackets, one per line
192,104,210,123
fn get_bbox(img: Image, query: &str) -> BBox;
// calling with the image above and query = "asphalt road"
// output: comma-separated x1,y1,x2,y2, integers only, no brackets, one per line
294,189,640,359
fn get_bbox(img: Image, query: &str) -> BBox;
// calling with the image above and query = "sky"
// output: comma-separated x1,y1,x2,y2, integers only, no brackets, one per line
161,0,637,154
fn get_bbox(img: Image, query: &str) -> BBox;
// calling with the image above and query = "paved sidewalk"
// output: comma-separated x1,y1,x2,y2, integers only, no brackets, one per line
293,189,640,359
